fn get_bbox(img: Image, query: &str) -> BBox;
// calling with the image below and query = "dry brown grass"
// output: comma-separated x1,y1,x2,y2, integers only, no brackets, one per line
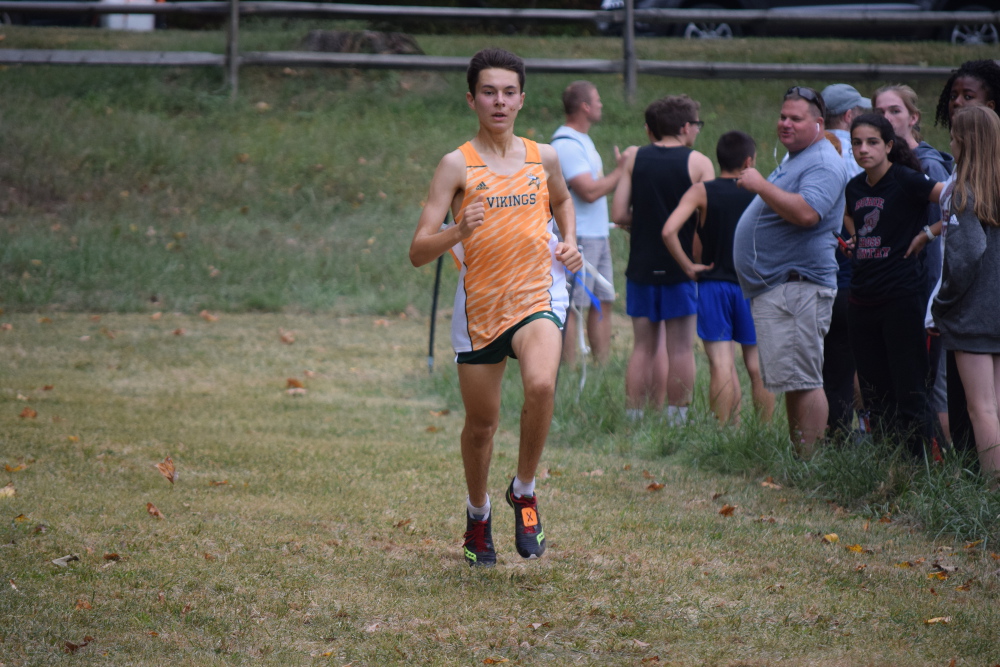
2,313,999,665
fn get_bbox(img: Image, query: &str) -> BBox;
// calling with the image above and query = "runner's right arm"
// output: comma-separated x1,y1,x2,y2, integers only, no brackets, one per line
409,151,483,267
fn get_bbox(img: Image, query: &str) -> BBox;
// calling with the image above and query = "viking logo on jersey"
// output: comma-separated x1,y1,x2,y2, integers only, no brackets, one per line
475,182,489,191
526,173,541,190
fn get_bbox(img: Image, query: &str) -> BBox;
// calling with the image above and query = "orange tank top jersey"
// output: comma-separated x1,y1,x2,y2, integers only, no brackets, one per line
449,138,568,353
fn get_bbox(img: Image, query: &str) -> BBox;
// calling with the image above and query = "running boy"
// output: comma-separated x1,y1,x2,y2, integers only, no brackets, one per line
409,49,582,567
662,131,775,424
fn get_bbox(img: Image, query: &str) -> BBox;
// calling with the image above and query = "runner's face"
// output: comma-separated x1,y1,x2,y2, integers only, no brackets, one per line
874,91,918,143
949,75,995,121
851,124,891,173
467,68,524,132
777,99,821,152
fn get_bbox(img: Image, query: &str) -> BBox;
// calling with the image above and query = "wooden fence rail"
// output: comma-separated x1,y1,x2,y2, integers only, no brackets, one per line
0,1,996,99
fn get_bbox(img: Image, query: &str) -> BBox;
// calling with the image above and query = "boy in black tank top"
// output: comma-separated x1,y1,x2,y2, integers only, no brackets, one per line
612,95,715,423
663,131,775,424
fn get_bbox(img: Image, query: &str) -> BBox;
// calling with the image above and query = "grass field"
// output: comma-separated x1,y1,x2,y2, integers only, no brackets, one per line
2,23,1000,665
2,312,1000,665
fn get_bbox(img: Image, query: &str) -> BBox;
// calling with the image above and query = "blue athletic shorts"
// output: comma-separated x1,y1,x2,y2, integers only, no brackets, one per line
626,279,697,322
697,280,757,345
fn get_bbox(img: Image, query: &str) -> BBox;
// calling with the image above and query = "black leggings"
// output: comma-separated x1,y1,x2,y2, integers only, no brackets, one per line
823,288,855,435
848,294,932,456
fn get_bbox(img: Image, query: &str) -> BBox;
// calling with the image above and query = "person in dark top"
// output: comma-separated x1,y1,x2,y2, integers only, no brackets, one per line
663,131,774,425
844,113,944,457
873,84,955,448
612,95,715,423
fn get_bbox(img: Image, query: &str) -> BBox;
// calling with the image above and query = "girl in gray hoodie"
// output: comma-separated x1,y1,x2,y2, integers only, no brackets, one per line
932,106,1000,482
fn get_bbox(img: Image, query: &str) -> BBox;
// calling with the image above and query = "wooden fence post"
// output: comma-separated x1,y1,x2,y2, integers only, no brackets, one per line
226,0,240,99
623,0,636,105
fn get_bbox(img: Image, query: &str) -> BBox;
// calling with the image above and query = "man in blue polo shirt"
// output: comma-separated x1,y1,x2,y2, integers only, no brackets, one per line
733,86,848,456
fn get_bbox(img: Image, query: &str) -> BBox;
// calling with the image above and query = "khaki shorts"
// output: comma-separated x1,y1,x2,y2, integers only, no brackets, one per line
751,281,836,394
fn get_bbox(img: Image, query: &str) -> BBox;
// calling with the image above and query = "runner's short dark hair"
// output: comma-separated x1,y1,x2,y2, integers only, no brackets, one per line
716,131,756,172
467,48,526,94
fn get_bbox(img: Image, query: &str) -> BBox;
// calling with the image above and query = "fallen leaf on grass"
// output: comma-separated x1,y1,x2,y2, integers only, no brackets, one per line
925,616,951,625
757,516,776,523
287,378,304,389
204,552,217,561
855,564,867,571
154,456,177,484
1,483,15,498
582,469,604,477
43,384,53,391
879,515,892,524
430,409,450,417
632,639,650,648
199,310,219,323
642,470,655,479
146,503,165,519
425,425,440,433
182,603,193,613
13,514,28,523
363,622,381,633
19,407,37,419
38,317,52,324
991,552,1000,560
647,482,665,491
394,519,412,529
209,480,228,486
75,599,92,610
527,622,550,630
536,468,550,480
5,463,27,472
0,323,11,331
52,554,79,567
761,477,782,490
956,579,974,591
64,636,94,653
279,329,295,344
932,560,958,573
100,327,116,339
927,572,949,581
845,544,865,553
286,387,307,396
67,435,79,442
483,660,508,665
711,492,725,500
151,311,163,321
373,319,390,327
173,328,185,336
964,540,983,550
822,533,839,544
103,553,121,561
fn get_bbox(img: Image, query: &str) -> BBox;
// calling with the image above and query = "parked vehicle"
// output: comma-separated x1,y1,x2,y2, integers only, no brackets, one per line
597,0,999,44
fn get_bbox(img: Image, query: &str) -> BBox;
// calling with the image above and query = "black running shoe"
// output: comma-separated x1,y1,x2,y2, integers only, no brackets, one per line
505,477,546,559
463,510,496,567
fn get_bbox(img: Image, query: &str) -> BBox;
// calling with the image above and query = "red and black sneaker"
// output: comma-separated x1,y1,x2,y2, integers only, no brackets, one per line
462,511,496,567
505,477,546,559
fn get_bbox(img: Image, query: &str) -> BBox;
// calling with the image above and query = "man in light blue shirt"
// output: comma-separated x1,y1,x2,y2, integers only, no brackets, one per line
552,81,633,364
733,87,848,455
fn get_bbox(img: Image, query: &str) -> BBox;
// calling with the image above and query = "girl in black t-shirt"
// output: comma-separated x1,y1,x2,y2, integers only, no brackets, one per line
844,113,944,457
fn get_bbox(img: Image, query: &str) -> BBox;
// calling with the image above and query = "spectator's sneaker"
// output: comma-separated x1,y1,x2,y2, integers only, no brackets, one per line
462,511,496,567
505,478,546,559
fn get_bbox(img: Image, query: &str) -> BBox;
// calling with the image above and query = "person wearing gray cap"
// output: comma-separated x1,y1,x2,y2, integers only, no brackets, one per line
822,83,871,177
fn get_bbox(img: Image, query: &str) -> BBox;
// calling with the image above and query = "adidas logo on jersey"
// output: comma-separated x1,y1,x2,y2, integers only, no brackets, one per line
475,182,489,191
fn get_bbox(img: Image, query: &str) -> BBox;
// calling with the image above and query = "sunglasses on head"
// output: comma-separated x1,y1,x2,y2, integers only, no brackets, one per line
785,86,826,117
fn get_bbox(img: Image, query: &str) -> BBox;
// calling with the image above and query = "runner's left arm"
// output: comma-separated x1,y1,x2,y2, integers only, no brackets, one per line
541,144,583,273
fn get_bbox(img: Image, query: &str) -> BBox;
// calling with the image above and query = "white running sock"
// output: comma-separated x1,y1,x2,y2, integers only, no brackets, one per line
512,476,535,498
467,494,490,521
666,405,688,425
